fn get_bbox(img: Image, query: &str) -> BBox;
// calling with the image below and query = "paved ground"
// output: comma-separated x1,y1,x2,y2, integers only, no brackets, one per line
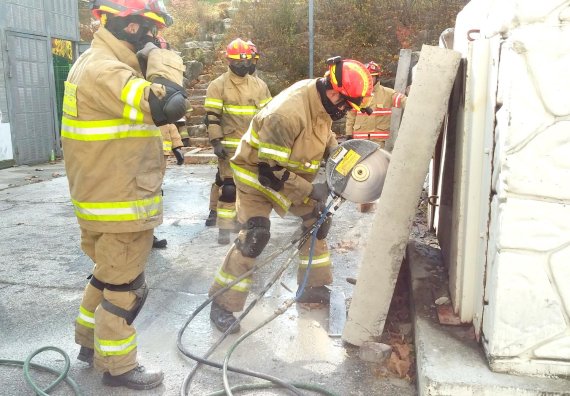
0,160,415,395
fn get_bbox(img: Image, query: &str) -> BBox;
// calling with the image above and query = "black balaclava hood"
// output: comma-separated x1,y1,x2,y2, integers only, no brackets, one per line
248,63,257,75
105,15,160,52
229,62,250,77
316,78,348,121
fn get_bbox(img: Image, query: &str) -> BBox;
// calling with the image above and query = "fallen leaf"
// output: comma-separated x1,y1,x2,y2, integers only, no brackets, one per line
387,352,411,378
393,343,411,359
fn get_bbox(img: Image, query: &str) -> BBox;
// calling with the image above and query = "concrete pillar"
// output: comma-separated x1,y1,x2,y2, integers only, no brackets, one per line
385,48,412,153
342,45,461,346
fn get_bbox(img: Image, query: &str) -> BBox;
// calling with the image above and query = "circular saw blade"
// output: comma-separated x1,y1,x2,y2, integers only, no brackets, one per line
340,149,390,204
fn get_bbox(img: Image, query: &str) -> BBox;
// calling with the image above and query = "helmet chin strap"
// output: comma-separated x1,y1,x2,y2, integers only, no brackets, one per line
317,78,348,121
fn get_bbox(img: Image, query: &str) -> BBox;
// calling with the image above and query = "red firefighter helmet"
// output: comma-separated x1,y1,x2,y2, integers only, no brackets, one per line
246,40,260,60
327,57,373,111
226,38,253,60
90,0,173,28
365,61,382,77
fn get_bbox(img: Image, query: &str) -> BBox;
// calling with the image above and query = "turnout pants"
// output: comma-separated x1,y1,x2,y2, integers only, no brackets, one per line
208,186,333,312
75,228,153,375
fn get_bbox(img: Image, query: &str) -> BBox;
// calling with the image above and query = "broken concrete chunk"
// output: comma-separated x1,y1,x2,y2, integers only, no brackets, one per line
359,341,392,363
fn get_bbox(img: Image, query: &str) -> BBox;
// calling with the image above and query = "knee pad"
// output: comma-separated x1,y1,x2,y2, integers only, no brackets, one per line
100,272,148,325
219,180,236,203
236,217,271,258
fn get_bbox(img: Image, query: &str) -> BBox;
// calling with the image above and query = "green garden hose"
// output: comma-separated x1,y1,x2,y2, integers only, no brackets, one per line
0,346,82,395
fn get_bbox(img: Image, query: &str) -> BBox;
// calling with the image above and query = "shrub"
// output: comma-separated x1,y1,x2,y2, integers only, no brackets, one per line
225,0,466,93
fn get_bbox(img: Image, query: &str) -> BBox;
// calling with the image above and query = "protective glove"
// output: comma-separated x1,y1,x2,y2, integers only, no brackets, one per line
136,42,159,61
136,42,159,77
211,139,228,160
309,181,330,203
172,147,184,165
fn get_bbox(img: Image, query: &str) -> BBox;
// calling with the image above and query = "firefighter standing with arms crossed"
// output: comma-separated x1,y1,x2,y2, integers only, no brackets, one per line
61,0,187,389
208,58,374,333
204,38,272,244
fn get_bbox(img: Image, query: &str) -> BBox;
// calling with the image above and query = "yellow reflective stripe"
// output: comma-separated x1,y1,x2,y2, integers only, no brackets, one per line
299,252,331,268
205,98,223,109
217,208,236,219
259,97,272,107
287,159,320,174
95,333,137,357
76,305,95,329
258,142,291,162
71,196,162,222
163,140,172,151
121,78,150,122
61,117,161,141
244,125,259,149
221,138,241,148
214,268,251,292
231,163,291,211
223,104,259,116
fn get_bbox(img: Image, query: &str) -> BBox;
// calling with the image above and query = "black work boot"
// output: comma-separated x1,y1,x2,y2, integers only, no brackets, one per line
218,229,230,245
102,365,164,390
152,235,167,249
77,346,93,364
296,286,331,304
205,210,217,226
210,302,240,333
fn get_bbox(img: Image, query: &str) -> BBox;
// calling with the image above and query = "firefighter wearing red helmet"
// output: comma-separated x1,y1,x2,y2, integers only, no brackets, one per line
204,38,272,244
62,0,187,389
207,58,373,333
345,61,407,148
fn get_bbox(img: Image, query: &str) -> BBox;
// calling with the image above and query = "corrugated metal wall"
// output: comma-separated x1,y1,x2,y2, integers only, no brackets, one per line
0,0,78,165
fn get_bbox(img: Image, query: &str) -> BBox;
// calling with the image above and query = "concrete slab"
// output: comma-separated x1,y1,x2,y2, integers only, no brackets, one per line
184,152,216,165
407,240,570,396
0,162,414,396
343,45,461,346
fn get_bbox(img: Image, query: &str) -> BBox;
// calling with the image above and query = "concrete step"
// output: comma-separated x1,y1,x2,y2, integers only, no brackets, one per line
182,146,216,165
188,137,209,146
407,240,570,395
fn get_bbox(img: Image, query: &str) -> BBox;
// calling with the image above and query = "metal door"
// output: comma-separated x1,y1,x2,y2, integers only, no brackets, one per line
5,32,56,165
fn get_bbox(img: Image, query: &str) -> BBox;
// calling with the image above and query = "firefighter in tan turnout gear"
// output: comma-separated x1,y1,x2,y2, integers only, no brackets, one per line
345,61,407,148
204,38,272,245
61,0,187,390
208,58,374,333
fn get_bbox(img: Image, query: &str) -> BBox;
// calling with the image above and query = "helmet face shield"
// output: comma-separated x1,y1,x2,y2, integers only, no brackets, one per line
345,94,373,112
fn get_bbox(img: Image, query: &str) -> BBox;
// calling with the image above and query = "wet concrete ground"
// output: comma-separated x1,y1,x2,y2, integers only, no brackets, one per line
0,161,415,395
